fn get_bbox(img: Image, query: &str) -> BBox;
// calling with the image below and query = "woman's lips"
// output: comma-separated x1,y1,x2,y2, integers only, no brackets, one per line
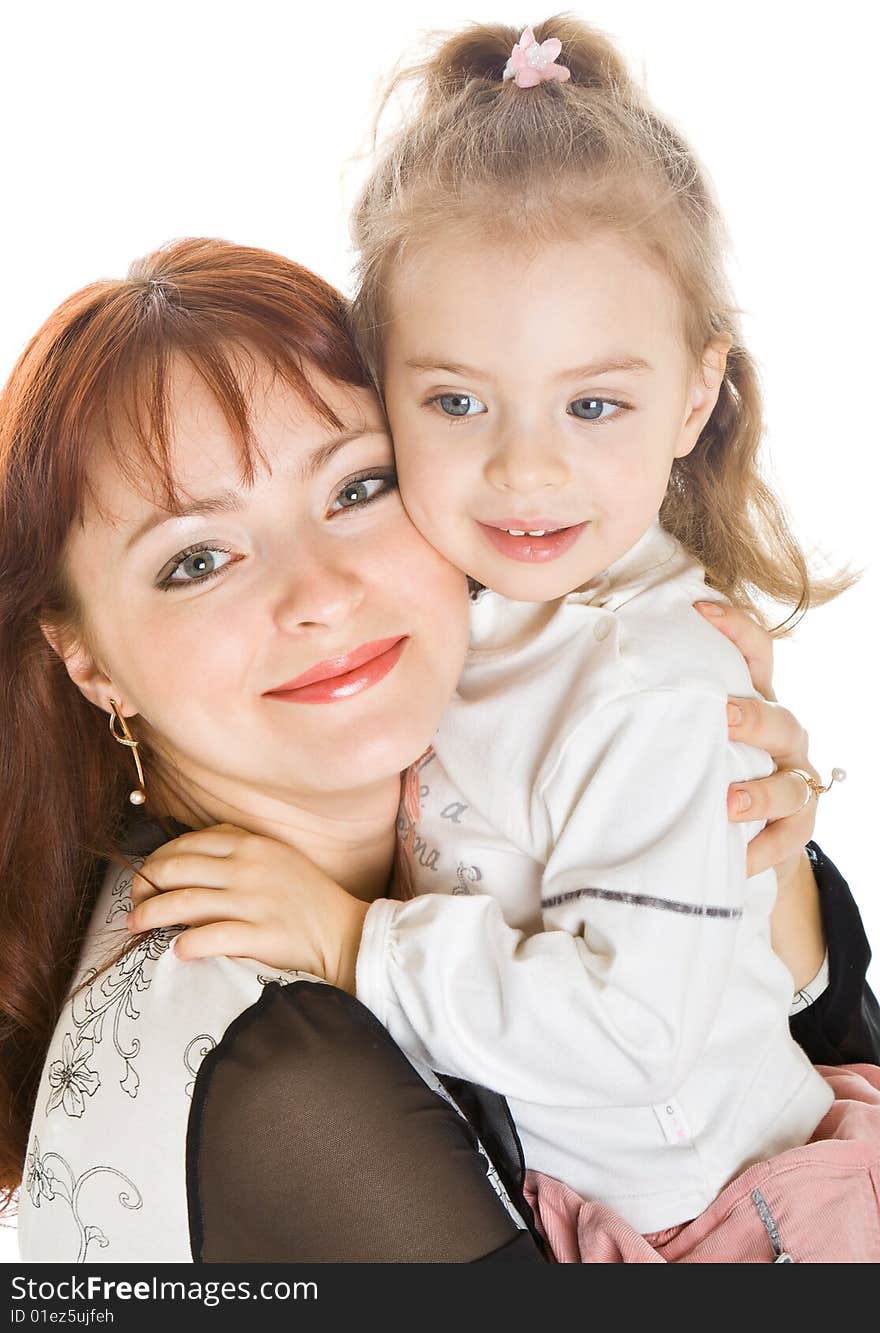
264,636,408,704
477,520,588,563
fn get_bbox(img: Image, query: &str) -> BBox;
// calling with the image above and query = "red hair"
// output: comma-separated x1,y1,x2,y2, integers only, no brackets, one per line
0,238,370,1205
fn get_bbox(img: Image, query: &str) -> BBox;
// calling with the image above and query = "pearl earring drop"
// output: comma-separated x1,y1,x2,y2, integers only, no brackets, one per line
108,699,147,806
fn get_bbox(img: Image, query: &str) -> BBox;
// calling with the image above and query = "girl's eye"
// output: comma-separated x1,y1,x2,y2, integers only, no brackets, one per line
567,398,622,422
157,546,235,591
330,469,398,512
434,393,487,418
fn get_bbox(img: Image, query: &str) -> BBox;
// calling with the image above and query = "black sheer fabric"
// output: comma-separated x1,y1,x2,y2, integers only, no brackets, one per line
789,843,880,1066
437,1074,537,1235
187,980,545,1263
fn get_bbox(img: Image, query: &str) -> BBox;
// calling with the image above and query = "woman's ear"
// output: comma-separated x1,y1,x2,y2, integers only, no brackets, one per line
40,619,119,715
674,336,732,460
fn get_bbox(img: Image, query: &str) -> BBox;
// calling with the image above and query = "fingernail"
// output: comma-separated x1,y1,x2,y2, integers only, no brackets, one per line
731,788,752,813
695,601,724,617
727,703,743,726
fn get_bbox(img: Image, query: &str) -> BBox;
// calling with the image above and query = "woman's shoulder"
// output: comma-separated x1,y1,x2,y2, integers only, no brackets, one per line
17,825,311,1262
74,822,309,1045
82,848,306,1048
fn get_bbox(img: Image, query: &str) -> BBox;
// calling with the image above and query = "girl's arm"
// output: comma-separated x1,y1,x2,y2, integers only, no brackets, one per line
129,691,748,1108
355,687,760,1105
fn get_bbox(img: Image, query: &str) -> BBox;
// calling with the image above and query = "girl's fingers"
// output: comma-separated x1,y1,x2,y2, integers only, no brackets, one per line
745,811,816,878
129,825,264,905
694,602,776,700
137,823,245,870
726,697,809,769
130,869,160,906
127,886,256,934
172,921,267,963
131,851,246,903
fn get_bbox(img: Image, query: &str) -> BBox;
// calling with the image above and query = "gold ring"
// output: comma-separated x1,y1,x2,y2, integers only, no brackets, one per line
786,767,846,810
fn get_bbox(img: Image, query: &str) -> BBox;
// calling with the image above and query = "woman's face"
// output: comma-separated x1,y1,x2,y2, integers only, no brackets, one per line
58,359,470,813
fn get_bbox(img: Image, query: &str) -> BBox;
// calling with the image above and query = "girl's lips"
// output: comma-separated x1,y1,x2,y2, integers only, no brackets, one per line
477,521,588,563
264,636,409,705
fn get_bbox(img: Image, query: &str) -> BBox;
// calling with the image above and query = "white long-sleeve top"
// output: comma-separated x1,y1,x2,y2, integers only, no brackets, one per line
355,523,833,1233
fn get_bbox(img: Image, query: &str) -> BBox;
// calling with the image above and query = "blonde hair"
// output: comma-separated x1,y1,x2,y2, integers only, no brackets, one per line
350,15,852,625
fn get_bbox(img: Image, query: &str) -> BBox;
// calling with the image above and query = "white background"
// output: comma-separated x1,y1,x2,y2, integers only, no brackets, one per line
2,0,877,1262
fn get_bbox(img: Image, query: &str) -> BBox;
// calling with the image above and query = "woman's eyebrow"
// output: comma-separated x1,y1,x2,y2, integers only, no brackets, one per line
124,428,385,552
300,427,385,480
124,490,244,552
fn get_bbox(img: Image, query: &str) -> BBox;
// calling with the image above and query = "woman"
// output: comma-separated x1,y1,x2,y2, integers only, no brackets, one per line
2,239,875,1263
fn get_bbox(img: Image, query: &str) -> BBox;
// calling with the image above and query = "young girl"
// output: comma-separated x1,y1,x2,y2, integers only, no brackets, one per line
130,21,880,1260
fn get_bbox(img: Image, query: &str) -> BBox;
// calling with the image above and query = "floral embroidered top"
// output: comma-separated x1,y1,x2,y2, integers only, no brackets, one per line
17,821,526,1263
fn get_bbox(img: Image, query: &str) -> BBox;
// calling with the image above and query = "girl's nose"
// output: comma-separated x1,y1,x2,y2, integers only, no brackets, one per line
483,435,570,494
272,550,365,633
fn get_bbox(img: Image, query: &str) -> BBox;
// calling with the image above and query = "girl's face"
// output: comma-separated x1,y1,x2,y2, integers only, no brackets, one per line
56,361,470,814
383,231,727,602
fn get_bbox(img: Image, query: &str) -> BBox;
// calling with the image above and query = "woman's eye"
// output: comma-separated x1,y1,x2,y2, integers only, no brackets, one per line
157,547,234,590
567,398,621,422
330,471,397,512
434,393,487,418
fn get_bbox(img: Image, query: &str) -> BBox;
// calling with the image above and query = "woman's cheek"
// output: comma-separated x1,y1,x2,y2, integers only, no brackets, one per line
133,605,245,713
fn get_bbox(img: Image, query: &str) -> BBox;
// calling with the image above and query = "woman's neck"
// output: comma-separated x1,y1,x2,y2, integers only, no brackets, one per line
151,766,403,903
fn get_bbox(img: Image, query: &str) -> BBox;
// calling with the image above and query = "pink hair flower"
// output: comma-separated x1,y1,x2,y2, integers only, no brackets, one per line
502,27,571,88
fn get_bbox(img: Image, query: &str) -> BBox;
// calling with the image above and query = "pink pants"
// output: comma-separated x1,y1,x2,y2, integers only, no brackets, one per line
525,1065,880,1263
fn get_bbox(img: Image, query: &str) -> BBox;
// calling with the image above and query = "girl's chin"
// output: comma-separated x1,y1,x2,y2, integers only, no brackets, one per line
476,566,584,601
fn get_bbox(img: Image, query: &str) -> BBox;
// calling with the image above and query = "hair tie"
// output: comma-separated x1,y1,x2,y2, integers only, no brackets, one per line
502,26,570,88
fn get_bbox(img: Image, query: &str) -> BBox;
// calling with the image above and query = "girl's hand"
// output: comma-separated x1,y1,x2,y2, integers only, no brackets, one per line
127,823,369,993
694,601,821,878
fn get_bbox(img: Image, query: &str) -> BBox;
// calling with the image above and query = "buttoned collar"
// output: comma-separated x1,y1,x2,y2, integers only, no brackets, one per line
566,522,684,614
466,522,695,659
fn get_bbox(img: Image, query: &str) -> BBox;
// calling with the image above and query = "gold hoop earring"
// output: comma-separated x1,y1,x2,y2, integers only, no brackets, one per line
108,698,147,806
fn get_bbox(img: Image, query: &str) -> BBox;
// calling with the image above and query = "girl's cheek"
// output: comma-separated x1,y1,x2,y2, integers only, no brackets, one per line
397,450,463,520
394,510,467,597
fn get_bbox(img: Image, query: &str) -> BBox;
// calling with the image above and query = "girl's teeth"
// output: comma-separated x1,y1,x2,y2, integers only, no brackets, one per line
505,528,547,537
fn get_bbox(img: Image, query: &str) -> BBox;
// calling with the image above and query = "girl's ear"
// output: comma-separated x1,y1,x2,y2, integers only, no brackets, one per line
40,619,120,715
674,336,732,459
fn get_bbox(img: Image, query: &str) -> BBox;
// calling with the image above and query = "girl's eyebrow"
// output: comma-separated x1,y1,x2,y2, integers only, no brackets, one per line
555,356,652,381
124,428,385,552
404,355,653,380
405,357,490,380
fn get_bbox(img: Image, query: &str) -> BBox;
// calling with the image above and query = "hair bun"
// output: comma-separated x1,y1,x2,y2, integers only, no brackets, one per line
420,16,632,100
535,16,631,90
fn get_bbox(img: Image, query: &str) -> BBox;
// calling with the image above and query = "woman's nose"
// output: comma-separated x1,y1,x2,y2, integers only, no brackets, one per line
272,551,365,632
483,433,570,494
